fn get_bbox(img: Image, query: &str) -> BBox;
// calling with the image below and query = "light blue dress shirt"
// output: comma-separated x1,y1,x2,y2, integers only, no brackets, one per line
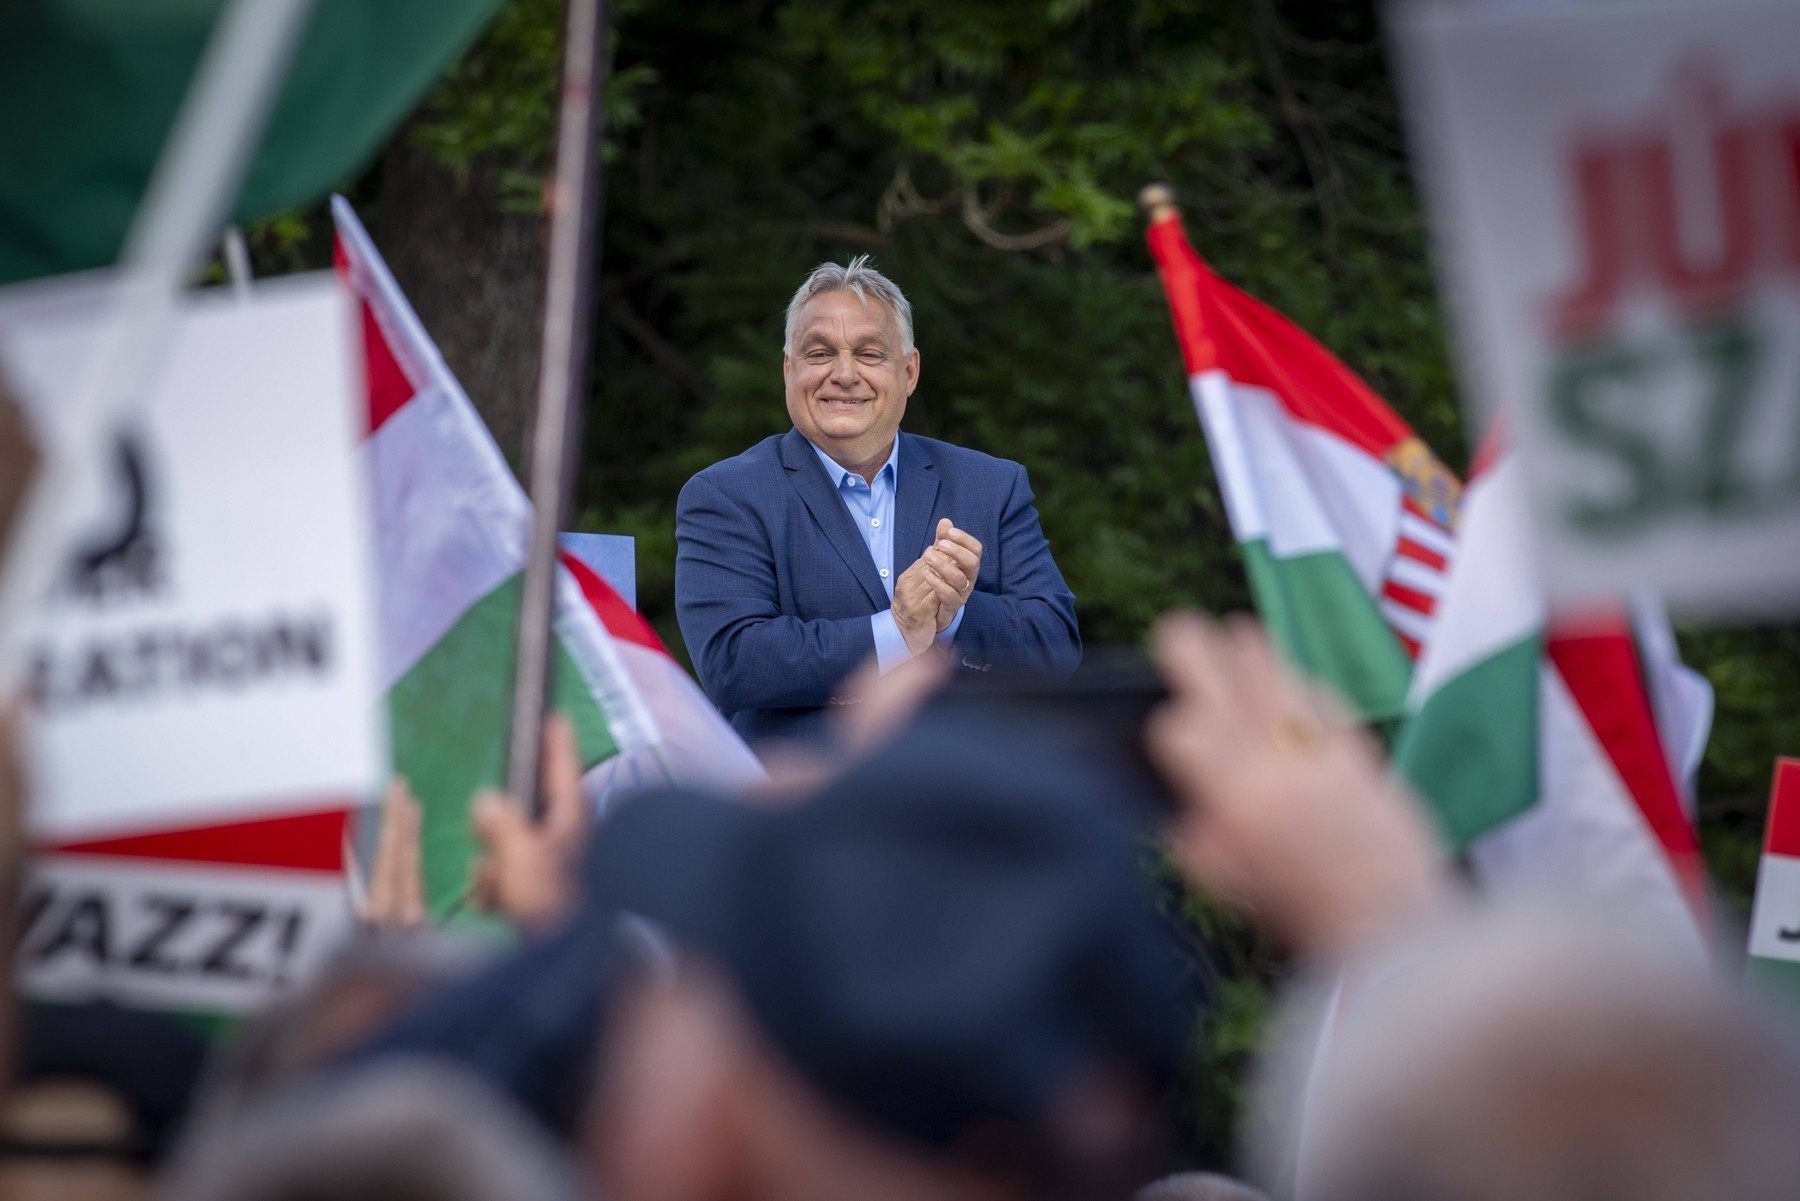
808,438,965,672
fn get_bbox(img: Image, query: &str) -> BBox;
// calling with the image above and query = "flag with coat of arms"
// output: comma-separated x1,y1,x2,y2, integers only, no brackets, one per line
1145,190,1710,935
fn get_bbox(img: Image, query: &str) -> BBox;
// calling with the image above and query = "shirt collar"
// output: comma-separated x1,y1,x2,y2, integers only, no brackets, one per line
808,435,899,490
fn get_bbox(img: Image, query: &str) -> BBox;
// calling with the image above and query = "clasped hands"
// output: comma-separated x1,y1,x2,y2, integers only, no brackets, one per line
892,517,983,658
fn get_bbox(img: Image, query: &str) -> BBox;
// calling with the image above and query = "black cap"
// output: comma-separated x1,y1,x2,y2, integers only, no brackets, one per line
12,1002,209,1163
353,707,1198,1152
584,707,1197,1151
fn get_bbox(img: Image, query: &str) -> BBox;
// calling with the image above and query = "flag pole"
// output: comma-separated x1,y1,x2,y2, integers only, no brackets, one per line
506,0,610,818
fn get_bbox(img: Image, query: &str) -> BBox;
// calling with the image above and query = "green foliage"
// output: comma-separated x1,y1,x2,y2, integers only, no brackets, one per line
410,0,658,208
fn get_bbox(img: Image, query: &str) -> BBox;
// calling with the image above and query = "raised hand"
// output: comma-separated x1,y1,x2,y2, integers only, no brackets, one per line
360,776,426,928
1146,611,1447,957
469,713,590,931
891,559,942,656
921,518,982,631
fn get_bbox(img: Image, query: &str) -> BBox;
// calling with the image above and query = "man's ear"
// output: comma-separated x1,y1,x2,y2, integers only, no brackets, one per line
586,974,750,1201
904,347,921,396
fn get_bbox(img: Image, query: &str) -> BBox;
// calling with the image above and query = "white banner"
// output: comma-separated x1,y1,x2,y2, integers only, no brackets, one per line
19,855,354,1015
1398,0,1800,617
0,274,386,838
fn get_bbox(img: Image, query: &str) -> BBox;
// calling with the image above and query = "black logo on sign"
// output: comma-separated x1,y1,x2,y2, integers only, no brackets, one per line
66,431,162,603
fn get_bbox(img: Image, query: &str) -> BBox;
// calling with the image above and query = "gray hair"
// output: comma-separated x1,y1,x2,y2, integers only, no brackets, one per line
1138,1172,1270,1201
783,255,914,353
162,1060,579,1201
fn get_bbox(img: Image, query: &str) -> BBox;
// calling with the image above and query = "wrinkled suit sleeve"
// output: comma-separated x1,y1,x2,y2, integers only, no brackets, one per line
951,462,1080,676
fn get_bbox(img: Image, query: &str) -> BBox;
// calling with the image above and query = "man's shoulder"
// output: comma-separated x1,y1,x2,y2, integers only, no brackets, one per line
905,433,1024,482
685,431,791,497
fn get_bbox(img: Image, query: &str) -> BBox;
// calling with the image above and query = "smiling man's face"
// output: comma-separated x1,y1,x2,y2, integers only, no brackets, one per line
783,289,919,478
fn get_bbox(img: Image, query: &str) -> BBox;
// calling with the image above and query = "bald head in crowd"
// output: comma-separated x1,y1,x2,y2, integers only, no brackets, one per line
1287,902,1800,1201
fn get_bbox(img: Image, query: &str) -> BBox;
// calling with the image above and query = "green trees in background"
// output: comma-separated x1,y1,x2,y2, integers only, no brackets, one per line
350,0,1800,933
400,0,1458,642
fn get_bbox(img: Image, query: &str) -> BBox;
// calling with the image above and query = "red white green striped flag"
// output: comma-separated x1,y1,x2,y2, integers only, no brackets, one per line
1146,202,1462,723
1390,447,1540,844
558,548,765,805
1146,201,1707,927
333,198,659,915
1394,440,1708,937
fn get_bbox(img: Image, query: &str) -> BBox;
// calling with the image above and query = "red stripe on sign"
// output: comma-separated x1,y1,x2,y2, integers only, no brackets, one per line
41,807,349,873
1395,537,1448,573
1393,629,1421,660
1382,579,1436,616
560,551,668,655
1765,758,1800,858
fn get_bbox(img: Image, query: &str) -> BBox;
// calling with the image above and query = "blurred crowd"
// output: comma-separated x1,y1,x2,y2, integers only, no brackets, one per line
3,612,1800,1201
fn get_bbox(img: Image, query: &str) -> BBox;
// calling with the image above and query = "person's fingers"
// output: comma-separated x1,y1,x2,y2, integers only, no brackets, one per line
1145,703,1221,807
468,790,521,914
922,567,963,609
1217,615,1291,730
540,713,586,845
1151,610,1236,717
935,517,953,543
470,789,521,845
924,547,971,592
933,535,980,578
841,651,951,757
363,777,411,921
940,525,983,559
1219,617,1352,755
393,784,425,925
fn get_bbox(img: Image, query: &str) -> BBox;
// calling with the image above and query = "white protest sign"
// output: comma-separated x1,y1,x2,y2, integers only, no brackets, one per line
1398,0,1800,616
18,853,354,1016
0,273,386,839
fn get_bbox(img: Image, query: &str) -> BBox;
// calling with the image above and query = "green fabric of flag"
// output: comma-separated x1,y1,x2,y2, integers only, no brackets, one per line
0,0,501,284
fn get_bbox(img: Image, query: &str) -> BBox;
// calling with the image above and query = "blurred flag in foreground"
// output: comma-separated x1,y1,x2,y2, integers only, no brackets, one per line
556,550,766,806
1394,441,1708,937
1748,760,1800,1002
1145,191,1461,724
0,0,501,284
1145,191,1707,931
333,198,760,910
335,199,652,914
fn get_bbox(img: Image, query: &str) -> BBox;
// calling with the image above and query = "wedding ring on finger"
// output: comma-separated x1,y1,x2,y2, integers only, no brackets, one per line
1267,711,1323,755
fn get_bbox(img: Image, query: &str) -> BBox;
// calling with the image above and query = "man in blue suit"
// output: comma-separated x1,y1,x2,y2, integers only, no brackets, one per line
676,257,1081,745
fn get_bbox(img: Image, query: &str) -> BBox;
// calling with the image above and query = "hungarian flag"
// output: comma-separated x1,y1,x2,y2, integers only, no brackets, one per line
558,553,766,808
1397,440,1710,938
1146,200,1461,723
334,198,655,915
333,198,761,911
0,0,502,284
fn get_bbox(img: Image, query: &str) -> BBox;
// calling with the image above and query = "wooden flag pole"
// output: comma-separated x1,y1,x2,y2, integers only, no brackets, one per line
506,0,610,818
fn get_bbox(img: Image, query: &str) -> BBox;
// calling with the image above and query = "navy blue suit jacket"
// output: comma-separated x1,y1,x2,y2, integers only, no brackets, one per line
675,429,1080,744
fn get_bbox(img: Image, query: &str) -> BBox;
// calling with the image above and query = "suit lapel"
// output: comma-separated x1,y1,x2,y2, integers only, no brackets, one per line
894,433,940,567
780,429,890,610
